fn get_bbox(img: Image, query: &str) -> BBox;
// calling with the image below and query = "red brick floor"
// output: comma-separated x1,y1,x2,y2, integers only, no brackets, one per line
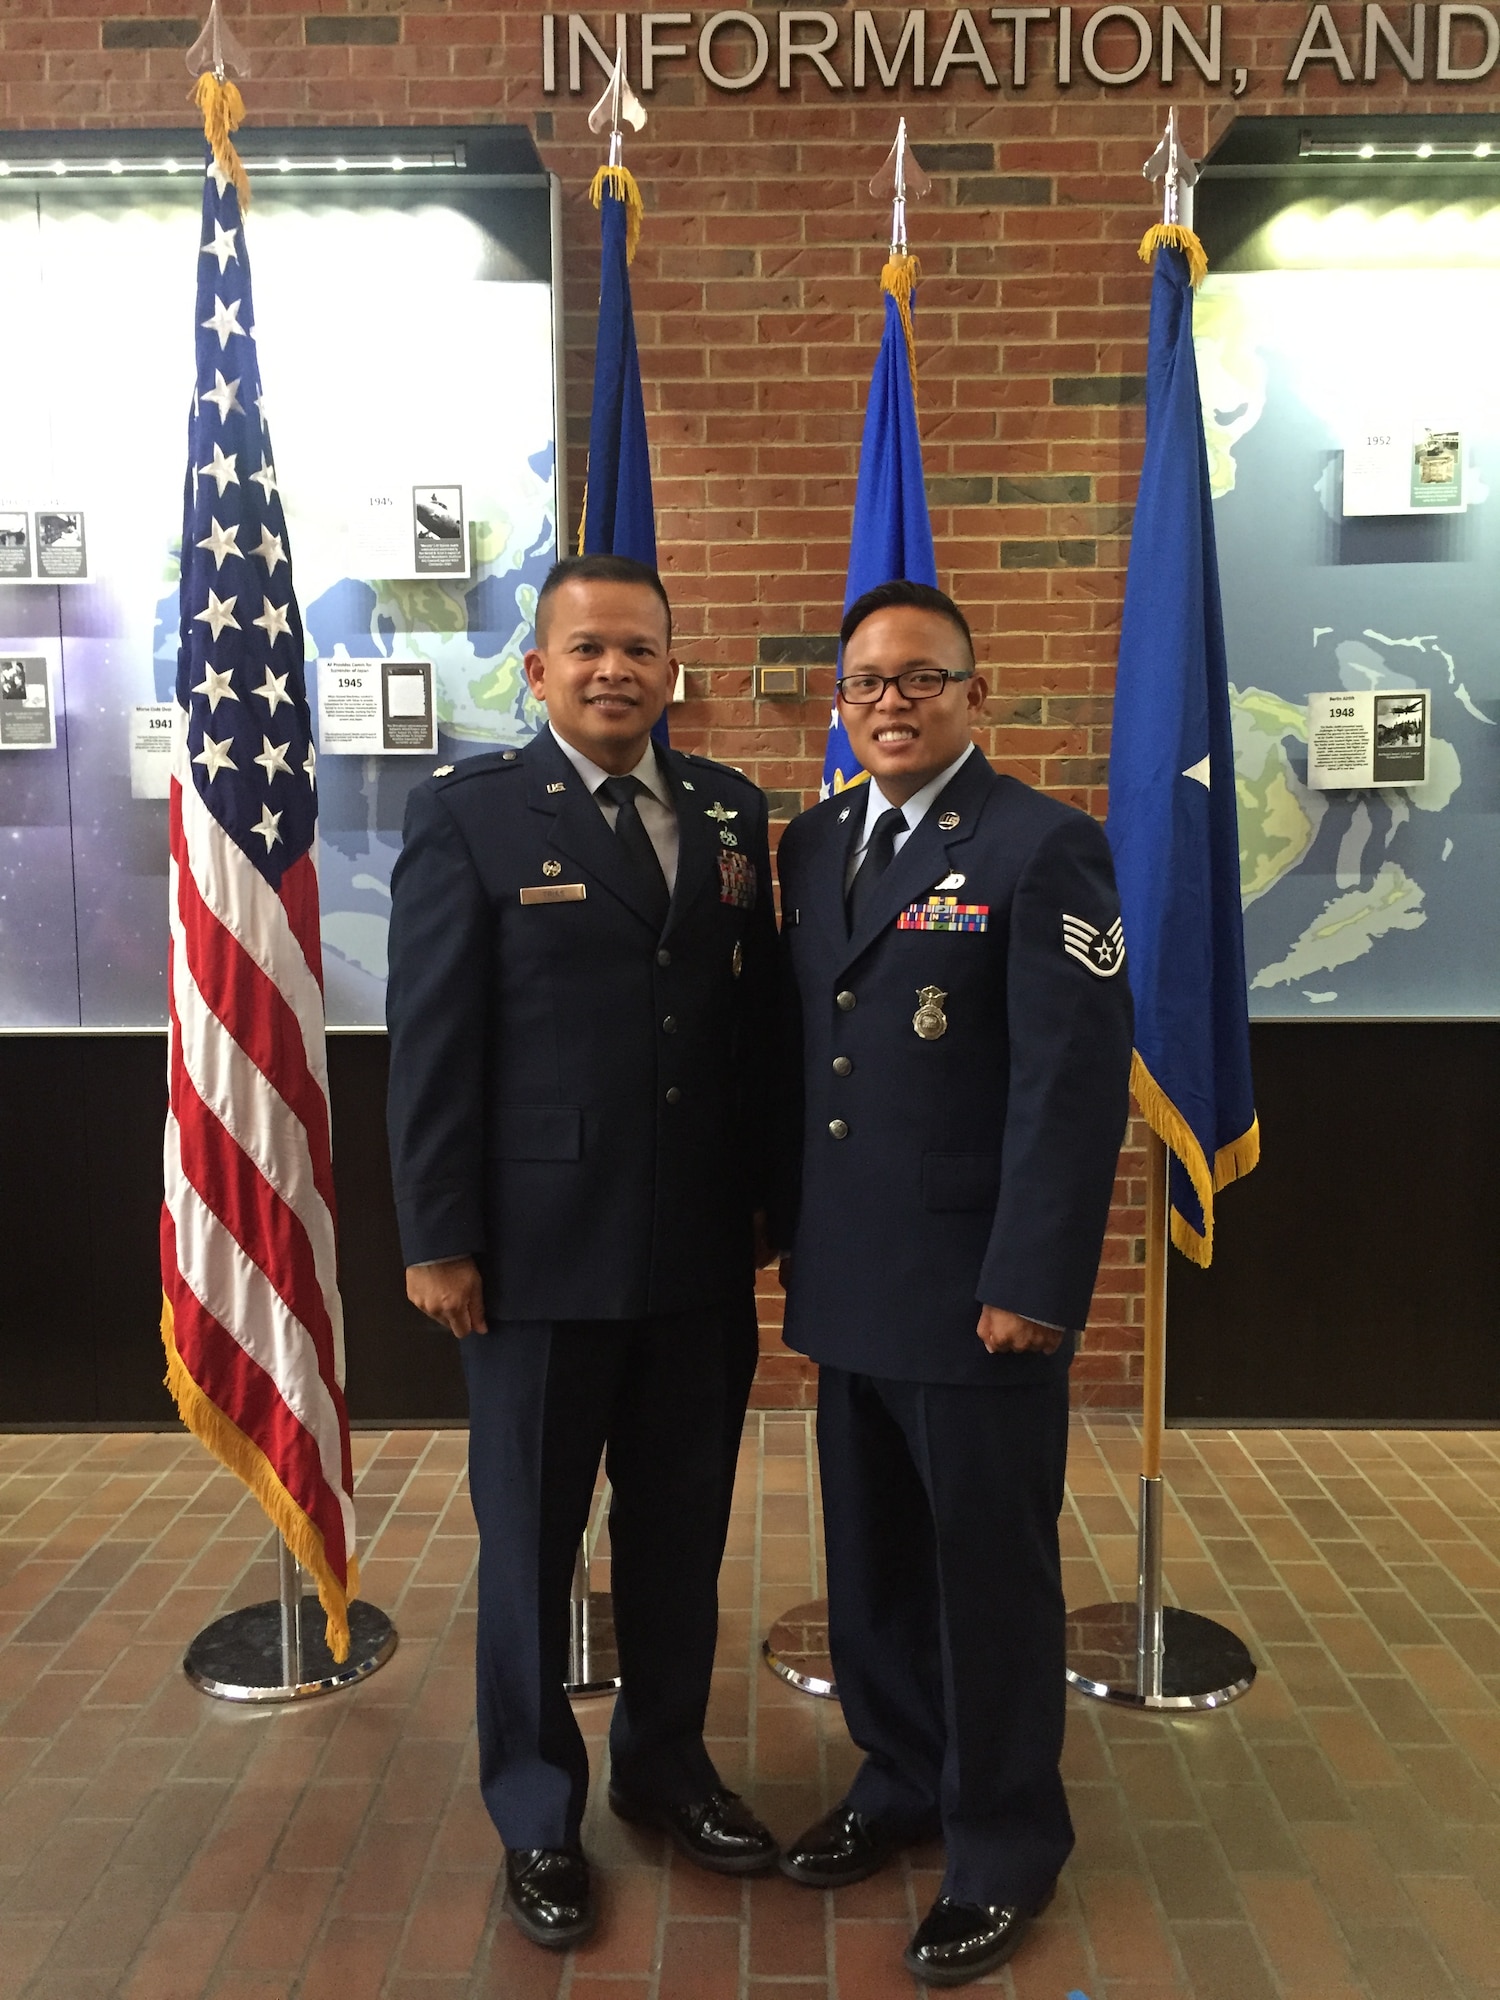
3,1416,1500,1996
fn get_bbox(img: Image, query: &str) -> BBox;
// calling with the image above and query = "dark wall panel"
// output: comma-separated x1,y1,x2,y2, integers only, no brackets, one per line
6,1025,1497,1429
0,1035,465,1426
1168,1023,1500,1426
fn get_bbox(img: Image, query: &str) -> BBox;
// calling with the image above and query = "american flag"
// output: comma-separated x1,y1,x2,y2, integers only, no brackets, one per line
160,144,357,1658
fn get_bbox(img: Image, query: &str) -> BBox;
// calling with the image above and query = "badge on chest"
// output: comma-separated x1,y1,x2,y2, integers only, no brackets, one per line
718,850,757,909
898,895,988,934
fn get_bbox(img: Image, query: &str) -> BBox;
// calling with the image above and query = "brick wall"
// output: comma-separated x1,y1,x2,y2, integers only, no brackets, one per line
9,3,1493,1408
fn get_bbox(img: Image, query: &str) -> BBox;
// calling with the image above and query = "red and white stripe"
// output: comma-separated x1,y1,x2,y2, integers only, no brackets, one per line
162,712,355,1583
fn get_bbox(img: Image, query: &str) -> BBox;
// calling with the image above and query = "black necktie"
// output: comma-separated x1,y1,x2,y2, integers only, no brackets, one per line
846,804,907,931
598,773,671,930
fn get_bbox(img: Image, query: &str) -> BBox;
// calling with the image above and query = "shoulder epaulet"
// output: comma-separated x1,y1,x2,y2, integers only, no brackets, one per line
681,750,757,788
430,748,524,787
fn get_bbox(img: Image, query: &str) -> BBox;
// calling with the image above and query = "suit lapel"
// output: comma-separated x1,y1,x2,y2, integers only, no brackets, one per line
797,790,864,958
839,750,994,971
659,747,719,943
525,730,660,931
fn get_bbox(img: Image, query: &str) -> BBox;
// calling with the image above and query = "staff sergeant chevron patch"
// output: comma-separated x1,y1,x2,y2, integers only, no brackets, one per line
1063,913,1126,977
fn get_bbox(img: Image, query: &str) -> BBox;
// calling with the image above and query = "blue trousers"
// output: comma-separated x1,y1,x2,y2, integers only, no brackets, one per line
817,1365,1074,1908
461,1306,757,1851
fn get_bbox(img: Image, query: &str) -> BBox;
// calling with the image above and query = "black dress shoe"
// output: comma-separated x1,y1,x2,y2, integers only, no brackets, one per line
608,1785,778,1875
779,1803,921,1888
902,1884,1055,1987
504,1847,596,1950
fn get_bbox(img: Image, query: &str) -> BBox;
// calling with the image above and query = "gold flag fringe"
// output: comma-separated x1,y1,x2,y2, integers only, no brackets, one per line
191,71,251,210
162,1295,357,1660
880,252,921,405
1138,222,1207,288
589,163,645,266
1129,1050,1260,1268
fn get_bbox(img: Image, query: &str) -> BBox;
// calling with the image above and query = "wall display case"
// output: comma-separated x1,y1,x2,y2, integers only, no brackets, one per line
1200,115,1500,1023
0,127,560,1031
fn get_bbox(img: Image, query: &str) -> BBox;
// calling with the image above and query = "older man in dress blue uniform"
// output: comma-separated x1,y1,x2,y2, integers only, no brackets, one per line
775,580,1133,1988
386,554,780,1949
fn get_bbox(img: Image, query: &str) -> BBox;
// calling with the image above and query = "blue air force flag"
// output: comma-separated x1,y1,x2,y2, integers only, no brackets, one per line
580,166,663,742
581,170,656,571
1105,243,1259,1266
823,273,937,797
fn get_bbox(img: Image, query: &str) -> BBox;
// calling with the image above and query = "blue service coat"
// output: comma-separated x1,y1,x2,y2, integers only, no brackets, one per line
385,727,777,1321
777,747,1133,1386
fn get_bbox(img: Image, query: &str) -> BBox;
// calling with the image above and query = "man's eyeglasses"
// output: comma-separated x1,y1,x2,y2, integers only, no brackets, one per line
836,668,974,705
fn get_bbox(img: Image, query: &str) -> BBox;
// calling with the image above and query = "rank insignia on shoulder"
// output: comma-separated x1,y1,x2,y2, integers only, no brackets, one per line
719,849,757,910
898,897,988,933
1063,914,1126,977
432,764,454,778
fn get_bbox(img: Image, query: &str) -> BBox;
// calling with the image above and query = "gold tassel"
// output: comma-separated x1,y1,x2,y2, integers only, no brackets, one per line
191,70,251,210
880,251,921,406
1138,222,1207,288
1129,1050,1258,1270
162,1295,356,1661
576,485,588,557
589,163,645,266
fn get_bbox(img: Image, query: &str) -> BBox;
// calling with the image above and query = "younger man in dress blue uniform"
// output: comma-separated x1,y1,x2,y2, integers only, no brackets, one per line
776,581,1133,1987
385,556,779,1948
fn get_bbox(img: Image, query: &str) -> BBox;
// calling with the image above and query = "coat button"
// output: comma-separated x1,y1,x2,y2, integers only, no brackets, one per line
832,1057,852,1076
656,948,672,967
836,990,856,1011
665,1087,682,1105
662,1015,678,1034
828,1119,849,1139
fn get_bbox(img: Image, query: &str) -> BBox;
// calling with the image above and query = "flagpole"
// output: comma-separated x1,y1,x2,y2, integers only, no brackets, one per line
765,117,935,1695
1065,110,1255,1711
1064,1121,1252,1710
172,3,396,1705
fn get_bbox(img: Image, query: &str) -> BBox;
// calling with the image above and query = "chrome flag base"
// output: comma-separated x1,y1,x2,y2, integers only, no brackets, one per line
762,1596,838,1699
1065,1601,1256,1710
185,1542,396,1703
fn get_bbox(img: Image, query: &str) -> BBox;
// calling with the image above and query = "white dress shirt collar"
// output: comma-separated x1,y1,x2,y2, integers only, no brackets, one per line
860,740,977,846
547,723,671,806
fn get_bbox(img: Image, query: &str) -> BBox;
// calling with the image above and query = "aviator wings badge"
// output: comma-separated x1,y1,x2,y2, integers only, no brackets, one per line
1062,914,1126,977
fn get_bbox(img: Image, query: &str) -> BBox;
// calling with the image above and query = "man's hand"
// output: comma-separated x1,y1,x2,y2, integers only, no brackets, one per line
407,1257,488,1338
976,1304,1063,1355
